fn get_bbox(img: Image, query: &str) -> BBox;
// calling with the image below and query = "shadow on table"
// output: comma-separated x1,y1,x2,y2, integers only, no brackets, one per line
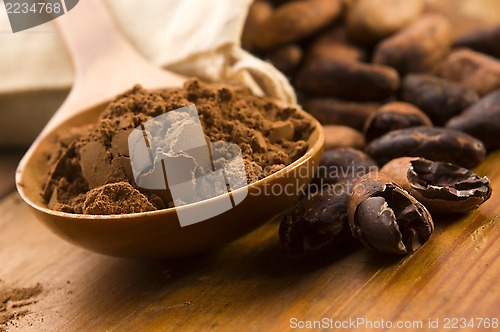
65,218,407,327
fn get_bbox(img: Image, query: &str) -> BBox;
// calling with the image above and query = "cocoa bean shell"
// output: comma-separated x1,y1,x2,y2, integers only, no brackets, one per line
379,157,417,192
381,157,492,213
348,172,433,254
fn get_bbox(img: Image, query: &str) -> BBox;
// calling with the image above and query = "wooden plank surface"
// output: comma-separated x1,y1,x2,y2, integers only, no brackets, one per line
0,151,498,331
1,2,499,330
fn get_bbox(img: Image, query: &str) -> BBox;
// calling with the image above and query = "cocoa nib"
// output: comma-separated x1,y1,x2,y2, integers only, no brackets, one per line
364,126,486,168
279,184,353,259
348,173,434,255
381,157,492,213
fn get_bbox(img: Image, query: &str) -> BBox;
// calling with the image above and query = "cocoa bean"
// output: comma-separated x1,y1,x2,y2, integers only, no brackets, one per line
381,157,492,213
279,183,354,259
348,172,434,255
373,14,452,75
267,44,303,76
364,126,486,168
347,0,425,44
363,102,432,142
295,57,399,100
308,27,366,62
453,25,500,58
323,125,365,150
304,98,379,130
314,147,378,186
254,0,342,51
401,74,479,125
439,49,500,96
445,89,500,151
241,0,274,51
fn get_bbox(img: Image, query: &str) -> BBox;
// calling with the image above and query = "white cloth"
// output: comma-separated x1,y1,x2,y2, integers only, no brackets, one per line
0,0,296,145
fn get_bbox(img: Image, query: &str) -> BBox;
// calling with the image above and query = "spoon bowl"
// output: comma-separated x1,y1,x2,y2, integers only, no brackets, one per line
15,0,325,259
17,101,323,259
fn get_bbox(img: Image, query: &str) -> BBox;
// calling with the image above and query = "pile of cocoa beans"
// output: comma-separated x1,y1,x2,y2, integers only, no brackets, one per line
242,0,500,258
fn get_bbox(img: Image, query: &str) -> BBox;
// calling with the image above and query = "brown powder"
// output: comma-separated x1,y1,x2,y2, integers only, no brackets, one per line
0,283,42,332
82,182,156,215
43,79,314,214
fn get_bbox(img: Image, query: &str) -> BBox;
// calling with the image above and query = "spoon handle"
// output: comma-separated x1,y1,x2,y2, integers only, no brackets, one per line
45,0,184,134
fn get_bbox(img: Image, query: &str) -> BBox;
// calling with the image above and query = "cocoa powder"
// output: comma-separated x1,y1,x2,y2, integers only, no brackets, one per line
43,79,314,214
0,283,42,332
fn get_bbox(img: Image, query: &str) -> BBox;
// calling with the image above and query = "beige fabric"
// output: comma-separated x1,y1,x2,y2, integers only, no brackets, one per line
0,0,296,145
105,0,295,102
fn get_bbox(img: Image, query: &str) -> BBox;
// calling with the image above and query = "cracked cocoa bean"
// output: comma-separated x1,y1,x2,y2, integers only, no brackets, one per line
304,98,379,130
363,102,432,142
401,74,479,125
348,172,434,255
373,14,452,75
453,25,500,58
295,57,399,100
364,126,486,168
279,183,354,258
314,148,378,187
445,90,500,151
381,157,492,213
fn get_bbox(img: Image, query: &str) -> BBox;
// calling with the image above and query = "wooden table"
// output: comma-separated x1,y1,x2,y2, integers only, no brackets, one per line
0,149,498,331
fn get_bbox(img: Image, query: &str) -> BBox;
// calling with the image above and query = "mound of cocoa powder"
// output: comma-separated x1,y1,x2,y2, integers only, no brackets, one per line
43,79,314,215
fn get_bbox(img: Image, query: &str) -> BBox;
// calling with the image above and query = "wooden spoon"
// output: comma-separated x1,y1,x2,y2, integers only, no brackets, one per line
43,0,185,135
15,0,324,259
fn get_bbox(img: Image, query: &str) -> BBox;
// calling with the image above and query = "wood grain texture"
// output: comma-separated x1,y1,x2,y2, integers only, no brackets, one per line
0,151,499,331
